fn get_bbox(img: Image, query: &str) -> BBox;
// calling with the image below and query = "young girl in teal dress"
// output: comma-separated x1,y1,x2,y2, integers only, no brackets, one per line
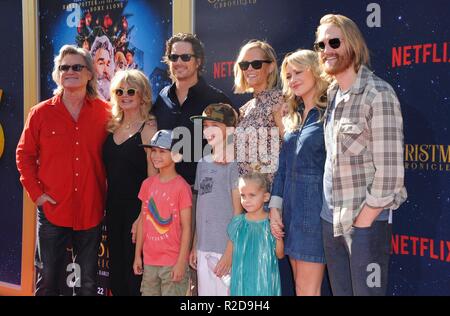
227,173,284,296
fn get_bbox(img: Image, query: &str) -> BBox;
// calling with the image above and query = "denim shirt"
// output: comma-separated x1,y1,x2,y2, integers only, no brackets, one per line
270,107,325,211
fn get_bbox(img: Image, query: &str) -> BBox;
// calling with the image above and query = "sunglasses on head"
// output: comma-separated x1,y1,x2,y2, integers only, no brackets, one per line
114,88,137,97
314,38,342,52
59,64,87,72
238,60,272,71
167,54,196,62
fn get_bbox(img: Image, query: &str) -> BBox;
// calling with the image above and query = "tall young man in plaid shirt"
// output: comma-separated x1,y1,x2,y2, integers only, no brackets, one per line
316,14,407,295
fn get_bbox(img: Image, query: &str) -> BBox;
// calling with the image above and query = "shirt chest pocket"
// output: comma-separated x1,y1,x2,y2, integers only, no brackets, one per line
339,122,367,156
42,127,68,152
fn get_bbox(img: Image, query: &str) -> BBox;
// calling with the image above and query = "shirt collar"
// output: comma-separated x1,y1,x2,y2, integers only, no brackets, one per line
168,76,207,98
328,65,372,103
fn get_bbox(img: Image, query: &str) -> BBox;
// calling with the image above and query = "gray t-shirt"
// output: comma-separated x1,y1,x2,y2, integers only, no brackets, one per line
194,156,239,253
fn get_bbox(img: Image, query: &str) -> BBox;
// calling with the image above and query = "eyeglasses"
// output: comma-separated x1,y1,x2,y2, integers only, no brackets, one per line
238,60,272,71
314,38,341,52
59,64,87,72
114,88,137,97
167,54,196,62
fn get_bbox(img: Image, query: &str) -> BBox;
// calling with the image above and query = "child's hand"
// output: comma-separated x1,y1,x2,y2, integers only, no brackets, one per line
189,250,197,270
214,253,231,278
171,261,186,282
269,208,285,240
133,256,143,275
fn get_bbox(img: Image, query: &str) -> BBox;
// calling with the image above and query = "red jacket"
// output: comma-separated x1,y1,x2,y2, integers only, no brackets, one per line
16,94,111,230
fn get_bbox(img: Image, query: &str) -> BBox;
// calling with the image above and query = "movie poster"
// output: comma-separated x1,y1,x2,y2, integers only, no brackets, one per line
39,0,172,296
39,0,172,102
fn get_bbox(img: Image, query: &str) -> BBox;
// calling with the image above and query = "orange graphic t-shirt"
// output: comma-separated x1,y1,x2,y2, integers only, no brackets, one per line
138,175,192,266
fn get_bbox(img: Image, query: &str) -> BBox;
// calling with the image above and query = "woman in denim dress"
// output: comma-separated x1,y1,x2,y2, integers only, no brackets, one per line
269,50,329,296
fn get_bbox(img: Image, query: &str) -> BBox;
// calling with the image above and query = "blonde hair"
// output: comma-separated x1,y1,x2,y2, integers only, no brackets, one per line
316,14,370,73
233,40,279,94
107,69,154,132
52,45,98,98
239,172,269,193
280,49,329,132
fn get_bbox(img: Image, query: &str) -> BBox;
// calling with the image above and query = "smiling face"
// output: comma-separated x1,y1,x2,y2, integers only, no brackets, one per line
114,83,142,113
169,41,200,82
59,54,92,91
202,119,227,148
150,147,174,170
316,24,353,76
285,63,316,101
241,47,274,93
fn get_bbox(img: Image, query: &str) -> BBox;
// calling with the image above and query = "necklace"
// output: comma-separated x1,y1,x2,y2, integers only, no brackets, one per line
123,119,144,129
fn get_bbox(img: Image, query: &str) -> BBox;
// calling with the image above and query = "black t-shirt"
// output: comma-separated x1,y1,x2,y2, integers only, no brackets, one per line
151,77,236,185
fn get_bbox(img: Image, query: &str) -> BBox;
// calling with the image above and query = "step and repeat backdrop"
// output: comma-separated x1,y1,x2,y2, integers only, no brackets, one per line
1,0,449,296
194,0,450,295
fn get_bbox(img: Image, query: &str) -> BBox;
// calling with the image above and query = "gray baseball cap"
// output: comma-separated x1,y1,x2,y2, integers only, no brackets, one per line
140,129,175,150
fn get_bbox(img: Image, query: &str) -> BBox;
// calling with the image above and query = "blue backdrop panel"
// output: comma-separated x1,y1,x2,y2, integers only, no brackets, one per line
195,0,450,295
0,0,24,286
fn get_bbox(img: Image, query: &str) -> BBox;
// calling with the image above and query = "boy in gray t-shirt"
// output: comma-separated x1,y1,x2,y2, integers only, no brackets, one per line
189,103,242,296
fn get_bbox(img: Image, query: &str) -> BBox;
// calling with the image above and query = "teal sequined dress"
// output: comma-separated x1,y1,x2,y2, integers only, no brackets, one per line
227,214,281,296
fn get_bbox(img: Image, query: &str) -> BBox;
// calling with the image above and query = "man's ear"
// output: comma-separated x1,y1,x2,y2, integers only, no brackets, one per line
264,192,271,203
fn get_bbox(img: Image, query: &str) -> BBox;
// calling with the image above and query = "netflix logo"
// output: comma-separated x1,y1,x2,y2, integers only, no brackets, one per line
392,234,450,262
392,42,449,68
213,61,235,79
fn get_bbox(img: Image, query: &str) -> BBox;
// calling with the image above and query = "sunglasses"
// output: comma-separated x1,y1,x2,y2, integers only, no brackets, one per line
114,88,137,97
59,64,87,72
167,54,196,62
314,38,342,52
238,60,272,71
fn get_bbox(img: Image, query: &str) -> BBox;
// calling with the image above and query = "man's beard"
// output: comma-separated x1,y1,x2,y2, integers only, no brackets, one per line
323,50,353,76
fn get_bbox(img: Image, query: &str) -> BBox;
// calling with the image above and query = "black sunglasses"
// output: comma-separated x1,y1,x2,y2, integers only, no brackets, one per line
238,60,272,71
114,88,137,97
167,54,196,62
314,38,341,52
59,64,87,72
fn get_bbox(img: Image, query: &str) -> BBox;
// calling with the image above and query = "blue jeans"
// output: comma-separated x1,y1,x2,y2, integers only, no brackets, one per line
35,208,101,296
322,220,392,296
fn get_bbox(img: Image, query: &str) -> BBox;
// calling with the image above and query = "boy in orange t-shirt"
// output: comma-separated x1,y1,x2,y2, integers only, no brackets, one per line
133,129,192,296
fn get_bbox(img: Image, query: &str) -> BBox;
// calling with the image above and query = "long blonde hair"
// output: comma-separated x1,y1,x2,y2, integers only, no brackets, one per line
233,40,279,94
280,49,329,132
107,69,154,132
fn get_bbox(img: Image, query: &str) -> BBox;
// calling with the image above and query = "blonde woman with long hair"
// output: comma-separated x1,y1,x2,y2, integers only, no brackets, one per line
103,69,157,295
269,49,329,296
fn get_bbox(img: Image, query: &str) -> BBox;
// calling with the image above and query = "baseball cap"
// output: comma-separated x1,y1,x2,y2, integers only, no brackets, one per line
140,129,175,150
190,103,238,127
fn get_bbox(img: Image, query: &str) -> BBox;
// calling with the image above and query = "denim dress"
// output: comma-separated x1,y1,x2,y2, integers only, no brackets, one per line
271,107,326,263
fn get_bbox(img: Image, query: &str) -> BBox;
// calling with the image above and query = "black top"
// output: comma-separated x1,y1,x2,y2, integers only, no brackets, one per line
151,77,235,185
103,122,147,200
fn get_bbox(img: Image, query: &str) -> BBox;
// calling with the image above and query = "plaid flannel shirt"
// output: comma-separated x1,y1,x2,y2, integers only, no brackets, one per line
324,65,407,237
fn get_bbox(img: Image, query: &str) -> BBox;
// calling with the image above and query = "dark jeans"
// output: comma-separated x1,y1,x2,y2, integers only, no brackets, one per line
35,208,101,296
322,220,392,296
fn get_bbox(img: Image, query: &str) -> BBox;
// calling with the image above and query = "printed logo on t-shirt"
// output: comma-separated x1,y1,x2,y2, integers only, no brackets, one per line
199,177,214,195
145,197,173,235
